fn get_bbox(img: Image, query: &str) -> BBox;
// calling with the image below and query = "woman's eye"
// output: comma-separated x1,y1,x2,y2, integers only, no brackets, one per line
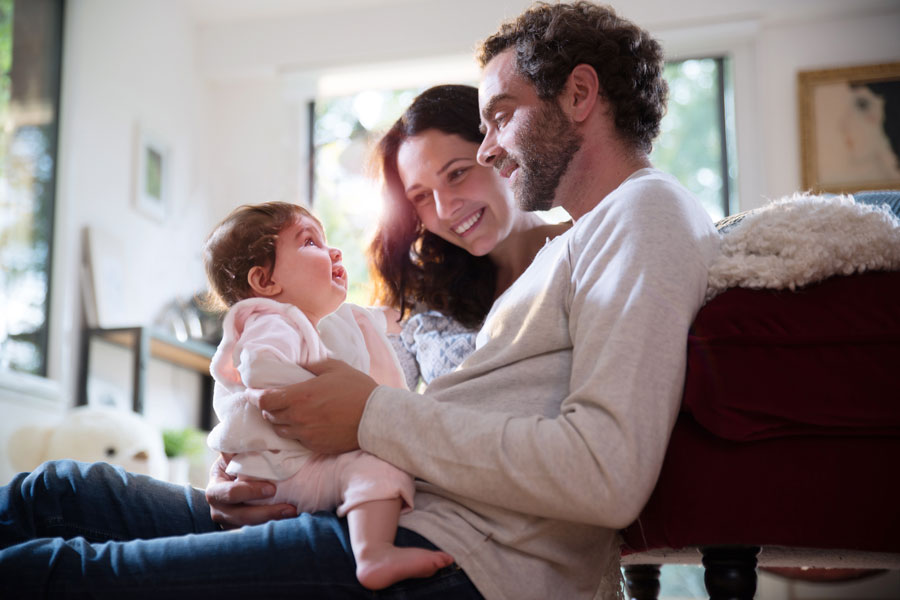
448,168,468,182
411,192,432,206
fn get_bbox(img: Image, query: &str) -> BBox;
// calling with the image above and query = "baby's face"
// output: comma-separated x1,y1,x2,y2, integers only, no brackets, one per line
269,215,347,323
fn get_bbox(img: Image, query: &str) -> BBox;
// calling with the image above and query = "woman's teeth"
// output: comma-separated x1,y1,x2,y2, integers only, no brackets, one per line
454,209,484,235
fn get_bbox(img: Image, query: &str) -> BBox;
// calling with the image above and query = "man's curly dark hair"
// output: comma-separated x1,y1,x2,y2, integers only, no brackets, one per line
477,1,668,154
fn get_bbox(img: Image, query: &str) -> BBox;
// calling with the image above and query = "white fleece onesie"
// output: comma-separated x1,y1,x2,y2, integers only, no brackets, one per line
207,298,413,516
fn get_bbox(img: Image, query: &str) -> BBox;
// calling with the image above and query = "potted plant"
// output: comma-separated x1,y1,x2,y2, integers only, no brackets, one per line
162,427,208,486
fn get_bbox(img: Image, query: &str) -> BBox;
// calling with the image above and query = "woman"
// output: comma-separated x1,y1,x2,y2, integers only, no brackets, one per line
368,84,569,388
0,86,567,599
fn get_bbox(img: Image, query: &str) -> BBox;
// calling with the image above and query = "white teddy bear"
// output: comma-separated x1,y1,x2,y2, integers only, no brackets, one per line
7,406,168,480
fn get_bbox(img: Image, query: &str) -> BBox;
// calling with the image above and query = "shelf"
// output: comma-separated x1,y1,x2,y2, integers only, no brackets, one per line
94,328,216,373
78,326,217,428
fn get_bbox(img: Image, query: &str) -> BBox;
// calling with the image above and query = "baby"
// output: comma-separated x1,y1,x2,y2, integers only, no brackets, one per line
202,201,453,590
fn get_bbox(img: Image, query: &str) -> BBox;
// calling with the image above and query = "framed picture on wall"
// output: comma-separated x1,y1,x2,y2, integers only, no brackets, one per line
133,124,170,221
798,61,900,194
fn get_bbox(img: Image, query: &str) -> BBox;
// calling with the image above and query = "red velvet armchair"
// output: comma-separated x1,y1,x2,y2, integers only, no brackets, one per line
619,191,900,600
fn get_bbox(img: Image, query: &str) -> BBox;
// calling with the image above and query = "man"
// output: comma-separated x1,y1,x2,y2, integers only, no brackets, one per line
212,2,719,598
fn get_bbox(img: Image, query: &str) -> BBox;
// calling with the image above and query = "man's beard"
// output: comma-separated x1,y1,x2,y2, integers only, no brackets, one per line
503,100,582,212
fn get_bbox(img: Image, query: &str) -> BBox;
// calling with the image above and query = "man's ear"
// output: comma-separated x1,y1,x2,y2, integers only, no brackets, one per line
564,63,600,123
247,265,281,298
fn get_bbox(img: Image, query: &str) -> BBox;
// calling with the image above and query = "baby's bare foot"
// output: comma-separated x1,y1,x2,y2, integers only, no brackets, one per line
356,545,454,590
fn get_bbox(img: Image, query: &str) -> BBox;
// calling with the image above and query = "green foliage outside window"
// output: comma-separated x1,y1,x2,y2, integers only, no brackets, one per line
652,57,737,221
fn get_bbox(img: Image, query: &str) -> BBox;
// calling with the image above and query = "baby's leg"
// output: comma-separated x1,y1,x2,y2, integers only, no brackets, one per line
347,498,453,590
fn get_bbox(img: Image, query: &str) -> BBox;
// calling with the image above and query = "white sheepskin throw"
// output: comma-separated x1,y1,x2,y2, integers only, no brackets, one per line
706,193,900,301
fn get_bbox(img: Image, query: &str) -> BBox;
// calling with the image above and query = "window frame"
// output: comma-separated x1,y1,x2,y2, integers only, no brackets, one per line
0,0,65,378
653,54,737,220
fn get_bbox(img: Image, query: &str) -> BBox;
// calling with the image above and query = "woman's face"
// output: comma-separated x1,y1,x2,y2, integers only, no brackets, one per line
396,130,518,257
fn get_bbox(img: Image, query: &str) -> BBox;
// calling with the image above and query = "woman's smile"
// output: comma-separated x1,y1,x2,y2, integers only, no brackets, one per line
452,208,485,237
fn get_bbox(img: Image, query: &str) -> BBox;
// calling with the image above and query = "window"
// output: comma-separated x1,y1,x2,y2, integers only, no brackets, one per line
652,56,737,221
311,55,736,304
0,0,64,377
312,89,422,304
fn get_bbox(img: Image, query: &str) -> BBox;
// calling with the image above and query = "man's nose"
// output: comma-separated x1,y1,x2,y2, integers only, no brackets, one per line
477,130,500,167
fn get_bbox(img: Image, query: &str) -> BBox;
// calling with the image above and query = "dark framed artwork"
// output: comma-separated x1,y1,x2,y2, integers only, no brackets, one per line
798,61,900,193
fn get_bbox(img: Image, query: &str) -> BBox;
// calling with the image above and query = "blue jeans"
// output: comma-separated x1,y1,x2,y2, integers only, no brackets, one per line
0,460,483,599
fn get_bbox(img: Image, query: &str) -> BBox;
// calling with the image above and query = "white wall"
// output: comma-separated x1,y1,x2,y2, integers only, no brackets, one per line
205,76,302,217
48,0,215,409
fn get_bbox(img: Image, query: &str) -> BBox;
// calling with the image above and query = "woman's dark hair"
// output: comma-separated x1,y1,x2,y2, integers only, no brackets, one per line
203,201,319,311
477,1,667,154
368,84,497,328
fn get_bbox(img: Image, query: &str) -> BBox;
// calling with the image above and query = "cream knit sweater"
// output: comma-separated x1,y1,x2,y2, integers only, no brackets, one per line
361,169,719,600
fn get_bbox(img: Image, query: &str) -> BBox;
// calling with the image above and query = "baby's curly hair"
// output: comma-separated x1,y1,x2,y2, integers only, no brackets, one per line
203,202,320,311
477,1,667,154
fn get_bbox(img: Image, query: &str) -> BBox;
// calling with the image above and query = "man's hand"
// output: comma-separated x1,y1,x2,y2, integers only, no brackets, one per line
205,453,297,529
255,358,378,454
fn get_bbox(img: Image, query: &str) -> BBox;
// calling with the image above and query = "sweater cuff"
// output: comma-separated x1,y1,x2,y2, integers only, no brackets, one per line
358,384,389,452
358,384,423,458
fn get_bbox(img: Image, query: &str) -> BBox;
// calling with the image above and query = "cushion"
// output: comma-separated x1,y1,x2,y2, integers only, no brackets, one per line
855,189,900,217
682,270,900,442
621,415,900,553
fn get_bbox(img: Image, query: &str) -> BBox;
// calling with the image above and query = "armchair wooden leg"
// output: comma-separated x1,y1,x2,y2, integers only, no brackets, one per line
624,564,661,600
701,546,761,600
